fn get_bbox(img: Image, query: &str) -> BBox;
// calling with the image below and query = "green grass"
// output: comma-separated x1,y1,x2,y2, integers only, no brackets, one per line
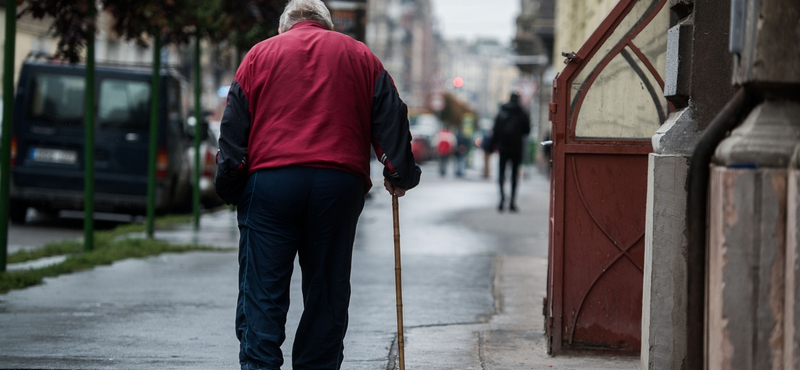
6,239,83,264
1,214,224,294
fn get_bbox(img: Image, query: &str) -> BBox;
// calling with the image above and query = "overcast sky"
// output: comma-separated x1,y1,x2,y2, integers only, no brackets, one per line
431,0,520,44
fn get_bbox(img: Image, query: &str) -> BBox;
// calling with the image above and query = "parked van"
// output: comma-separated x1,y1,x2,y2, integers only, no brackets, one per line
8,60,195,223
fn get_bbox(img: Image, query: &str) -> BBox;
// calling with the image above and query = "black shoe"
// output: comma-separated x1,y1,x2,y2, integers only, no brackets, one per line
498,202,504,212
509,204,518,212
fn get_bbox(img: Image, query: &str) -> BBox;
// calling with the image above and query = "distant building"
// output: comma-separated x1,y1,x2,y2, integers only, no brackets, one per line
0,8,57,88
440,38,518,127
366,0,438,111
514,0,556,153
515,0,554,74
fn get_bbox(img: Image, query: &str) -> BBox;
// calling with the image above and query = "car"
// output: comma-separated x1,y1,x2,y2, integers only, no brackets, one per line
408,113,441,163
185,113,224,209
8,60,195,223
409,133,432,163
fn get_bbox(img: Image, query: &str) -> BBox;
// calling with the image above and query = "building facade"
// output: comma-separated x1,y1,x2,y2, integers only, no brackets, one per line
549,0,800,366
515,0,555,156
366,0,438,111
441,38,518,128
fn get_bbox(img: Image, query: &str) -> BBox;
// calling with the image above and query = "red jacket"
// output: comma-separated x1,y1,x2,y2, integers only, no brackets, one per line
215,21,421,204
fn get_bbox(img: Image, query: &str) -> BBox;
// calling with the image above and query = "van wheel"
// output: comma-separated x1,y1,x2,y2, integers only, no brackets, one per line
9,200,28,224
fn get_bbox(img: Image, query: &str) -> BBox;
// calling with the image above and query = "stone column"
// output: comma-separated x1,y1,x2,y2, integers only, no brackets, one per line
641,111,697,370
640,0,735,368
786,168,800,369
704,0,800,365
706,101,800,370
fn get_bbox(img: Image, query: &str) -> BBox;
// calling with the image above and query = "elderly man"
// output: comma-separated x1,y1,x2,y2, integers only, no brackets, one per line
214,0,421,369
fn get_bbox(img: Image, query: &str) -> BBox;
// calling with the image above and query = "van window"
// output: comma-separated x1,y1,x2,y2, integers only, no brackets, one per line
28,73,85,126
98,79,151,130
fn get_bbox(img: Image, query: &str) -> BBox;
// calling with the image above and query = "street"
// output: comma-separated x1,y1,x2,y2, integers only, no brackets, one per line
0,158,637,369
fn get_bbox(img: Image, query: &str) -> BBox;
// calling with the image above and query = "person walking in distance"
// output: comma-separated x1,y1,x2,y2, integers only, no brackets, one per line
214,1,422,369
491,92,530,212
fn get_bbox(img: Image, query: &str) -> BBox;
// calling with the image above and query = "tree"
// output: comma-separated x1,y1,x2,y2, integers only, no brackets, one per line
440,93,475,130
217,0,285,53
20,0,95,63
20,0,287,60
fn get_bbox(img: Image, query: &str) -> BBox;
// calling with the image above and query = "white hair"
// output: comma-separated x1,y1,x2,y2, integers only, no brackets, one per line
279,0,334,32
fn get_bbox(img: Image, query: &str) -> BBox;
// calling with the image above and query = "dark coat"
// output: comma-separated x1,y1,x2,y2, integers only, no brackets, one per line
491,100,531,154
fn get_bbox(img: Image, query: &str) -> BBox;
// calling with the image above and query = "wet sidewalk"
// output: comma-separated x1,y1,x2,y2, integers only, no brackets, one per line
0,159,640,369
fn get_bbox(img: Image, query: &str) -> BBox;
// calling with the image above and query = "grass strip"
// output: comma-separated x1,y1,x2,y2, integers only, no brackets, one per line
7,240,83,264
1,214,222,294
7,214,195,264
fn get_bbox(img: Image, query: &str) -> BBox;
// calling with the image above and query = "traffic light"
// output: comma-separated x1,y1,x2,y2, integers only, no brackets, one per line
452,76,464,88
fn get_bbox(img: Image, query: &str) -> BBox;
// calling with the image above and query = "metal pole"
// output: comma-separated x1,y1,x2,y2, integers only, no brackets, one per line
146,35,162,239
83,4,96,252
193,32,201,230
392,194,406,370
0,0,17,272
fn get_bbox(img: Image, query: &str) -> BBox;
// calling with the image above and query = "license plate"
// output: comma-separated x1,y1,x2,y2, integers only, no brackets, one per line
30,148,78,165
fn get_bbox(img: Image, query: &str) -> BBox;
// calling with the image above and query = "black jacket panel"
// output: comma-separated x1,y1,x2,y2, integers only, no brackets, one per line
214,80,251,205
371,70,421,190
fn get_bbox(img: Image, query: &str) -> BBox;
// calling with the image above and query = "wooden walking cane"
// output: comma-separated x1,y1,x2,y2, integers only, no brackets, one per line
392,194,406,370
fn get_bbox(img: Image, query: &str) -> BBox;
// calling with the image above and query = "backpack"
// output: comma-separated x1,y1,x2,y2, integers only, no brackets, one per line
494,108,522,148
437,139,452,156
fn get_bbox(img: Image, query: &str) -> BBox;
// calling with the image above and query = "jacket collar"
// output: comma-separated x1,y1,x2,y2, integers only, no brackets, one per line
288,21,328,32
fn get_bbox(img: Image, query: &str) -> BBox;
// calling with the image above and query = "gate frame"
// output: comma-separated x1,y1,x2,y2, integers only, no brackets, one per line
547,0,668,354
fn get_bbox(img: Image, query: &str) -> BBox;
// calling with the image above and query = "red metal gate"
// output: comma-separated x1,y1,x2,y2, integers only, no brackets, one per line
545,0,670,354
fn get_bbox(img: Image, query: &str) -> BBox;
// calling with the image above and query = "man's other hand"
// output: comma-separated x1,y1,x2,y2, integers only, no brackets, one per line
384,178,407,197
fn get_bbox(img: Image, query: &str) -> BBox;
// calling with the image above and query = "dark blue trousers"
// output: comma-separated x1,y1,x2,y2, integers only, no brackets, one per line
498,150,522,208
236,167,365,370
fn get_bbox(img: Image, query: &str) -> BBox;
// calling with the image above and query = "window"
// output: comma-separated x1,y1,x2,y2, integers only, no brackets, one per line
98,79,151,130
570,0,669,140
28,73,85,126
